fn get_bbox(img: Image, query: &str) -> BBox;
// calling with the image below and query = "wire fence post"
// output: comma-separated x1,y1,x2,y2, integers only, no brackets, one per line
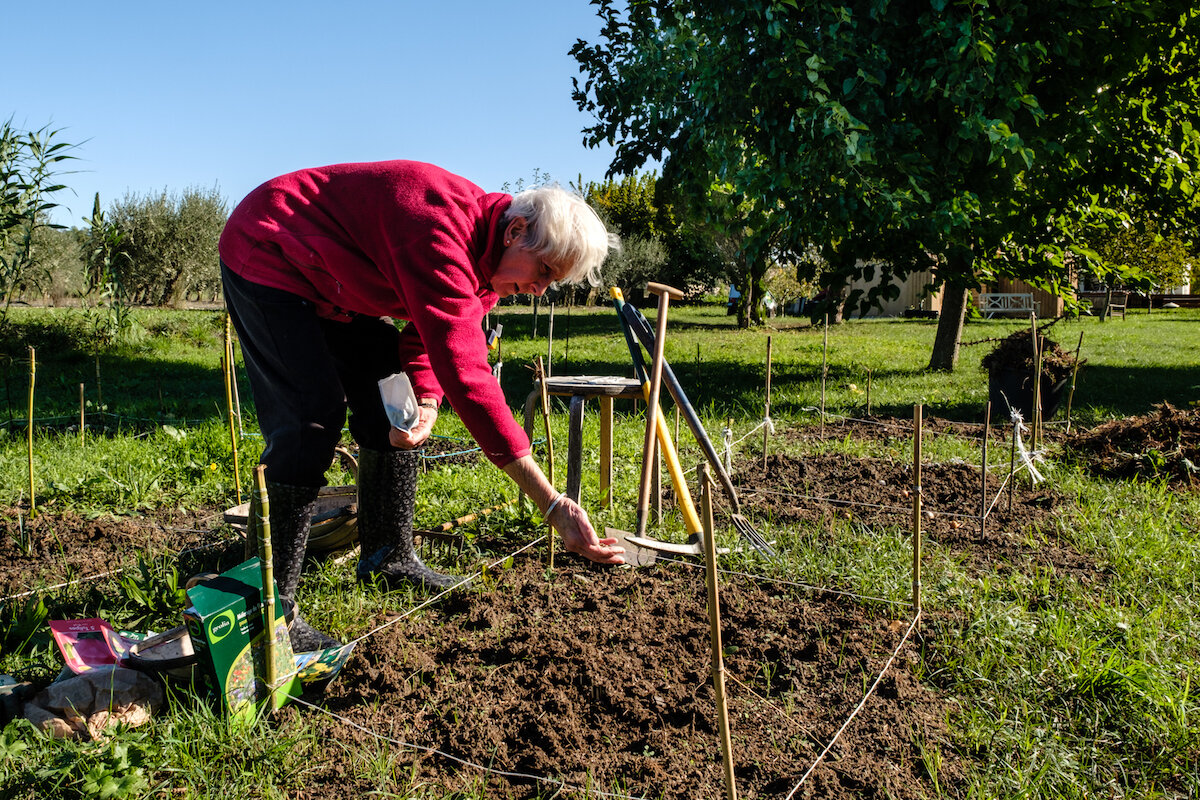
1064,330,1084,433
820,314,829,437
912,404,923,614
981,401,991,536
26,347,35,517
700,463,738,800
762,335,772,470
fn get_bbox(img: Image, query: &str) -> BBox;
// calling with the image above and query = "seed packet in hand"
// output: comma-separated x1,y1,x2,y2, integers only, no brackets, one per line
378,372,420,431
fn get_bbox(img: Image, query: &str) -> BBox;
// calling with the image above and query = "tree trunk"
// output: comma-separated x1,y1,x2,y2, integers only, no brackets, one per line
929,285,969,371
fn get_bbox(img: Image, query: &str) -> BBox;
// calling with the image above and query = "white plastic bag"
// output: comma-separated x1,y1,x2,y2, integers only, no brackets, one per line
378,372,420,432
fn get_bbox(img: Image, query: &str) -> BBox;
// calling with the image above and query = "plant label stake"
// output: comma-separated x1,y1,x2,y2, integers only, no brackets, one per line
701,463,738,800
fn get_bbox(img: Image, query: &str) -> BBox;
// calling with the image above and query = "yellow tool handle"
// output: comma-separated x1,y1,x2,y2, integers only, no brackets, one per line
641,380,702,534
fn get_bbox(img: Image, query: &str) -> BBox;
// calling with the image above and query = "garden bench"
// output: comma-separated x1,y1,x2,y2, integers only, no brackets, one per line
979,292,1038,318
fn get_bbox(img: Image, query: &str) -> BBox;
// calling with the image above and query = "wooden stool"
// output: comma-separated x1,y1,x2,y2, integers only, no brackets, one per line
523,375,643,506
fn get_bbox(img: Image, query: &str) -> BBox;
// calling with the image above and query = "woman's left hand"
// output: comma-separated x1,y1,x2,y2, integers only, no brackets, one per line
389,405,437,449
549,496,625,565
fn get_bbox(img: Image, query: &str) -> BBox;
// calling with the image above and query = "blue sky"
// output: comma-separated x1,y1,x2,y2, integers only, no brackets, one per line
9,1,626,227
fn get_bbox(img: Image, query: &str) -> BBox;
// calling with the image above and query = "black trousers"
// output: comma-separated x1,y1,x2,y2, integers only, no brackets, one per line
221,262,405,487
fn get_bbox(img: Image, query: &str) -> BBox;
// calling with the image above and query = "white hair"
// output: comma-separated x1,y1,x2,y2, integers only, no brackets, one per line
505,184,620,286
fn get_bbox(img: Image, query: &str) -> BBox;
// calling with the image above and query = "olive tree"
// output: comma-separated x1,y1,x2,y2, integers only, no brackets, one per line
106,186,227,307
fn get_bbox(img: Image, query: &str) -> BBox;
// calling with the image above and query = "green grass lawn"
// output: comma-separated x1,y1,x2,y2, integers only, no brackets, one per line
0,303,1197,798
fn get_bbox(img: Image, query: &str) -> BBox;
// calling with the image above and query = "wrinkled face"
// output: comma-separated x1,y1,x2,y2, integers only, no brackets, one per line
490,217,569,298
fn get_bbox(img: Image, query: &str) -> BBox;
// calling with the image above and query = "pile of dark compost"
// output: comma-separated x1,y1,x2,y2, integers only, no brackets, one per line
1068,403,1200,487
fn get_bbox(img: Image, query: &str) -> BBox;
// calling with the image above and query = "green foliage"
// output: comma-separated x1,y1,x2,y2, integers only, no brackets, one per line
572,2,1200,361
0,721,151,799
581,172,726,298
104,186,227,308
0,119,75,329
1087,212,1196,291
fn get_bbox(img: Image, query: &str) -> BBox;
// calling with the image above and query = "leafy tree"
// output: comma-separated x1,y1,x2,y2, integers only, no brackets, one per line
106,186,227,307
582,172,726,300
1088,212,1195,292
573,1,1200,365
0,119,74,327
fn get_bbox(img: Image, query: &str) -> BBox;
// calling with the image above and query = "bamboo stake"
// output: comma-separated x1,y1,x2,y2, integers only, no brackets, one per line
227,322,244,435
95,354,103,416
253,466,278,705
79,383,85,444
546,303,555,376
762,335,773,470
700,463,738,800
26,348,35,517
674,403,681,444
536,357,556,569
1029,315,1042,449
912,405,923,614
866,368,873,416
981,402,991,536
223,330,242,506
536,357,555,486
1007,421,1018,513
820,314,829,437
1064,331,1084,434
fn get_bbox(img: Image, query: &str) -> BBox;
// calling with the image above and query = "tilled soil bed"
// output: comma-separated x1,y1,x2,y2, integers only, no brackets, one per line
306,558,958,800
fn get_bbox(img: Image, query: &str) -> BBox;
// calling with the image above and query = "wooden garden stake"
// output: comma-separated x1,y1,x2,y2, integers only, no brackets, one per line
674,403,681,444
536,357,555,485
253,466,279,703
981,402,991,536
26,347,35,516
912,405,923,614
1029,315,1042,449
227,321,244,435
820,314,829,437
546,302,555,376
1064,331,1084,434
762,335,773,470
223,325,242,506
866,368,873,416
536,357,556,568
1007,420,1018,513
95,354,103,415
700,463,738,800
79,383,85,444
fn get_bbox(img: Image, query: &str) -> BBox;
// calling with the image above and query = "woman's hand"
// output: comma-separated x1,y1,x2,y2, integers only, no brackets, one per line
389,404,437,449
547,495,625,565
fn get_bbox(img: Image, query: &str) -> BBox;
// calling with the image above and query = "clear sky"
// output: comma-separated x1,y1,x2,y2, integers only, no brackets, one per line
8,1,625,227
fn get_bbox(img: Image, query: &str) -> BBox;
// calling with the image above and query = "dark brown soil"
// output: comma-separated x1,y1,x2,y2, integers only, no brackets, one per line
734,451,1096,581
6,413,1111,798
1067,403,1200,487
0,507,227,600
306,558,958,800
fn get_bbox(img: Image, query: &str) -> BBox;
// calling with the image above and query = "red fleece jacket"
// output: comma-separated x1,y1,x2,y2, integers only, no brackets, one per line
219,160,529,467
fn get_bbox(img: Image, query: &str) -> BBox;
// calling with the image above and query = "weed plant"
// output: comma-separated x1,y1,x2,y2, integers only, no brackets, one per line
0,305,1197,798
